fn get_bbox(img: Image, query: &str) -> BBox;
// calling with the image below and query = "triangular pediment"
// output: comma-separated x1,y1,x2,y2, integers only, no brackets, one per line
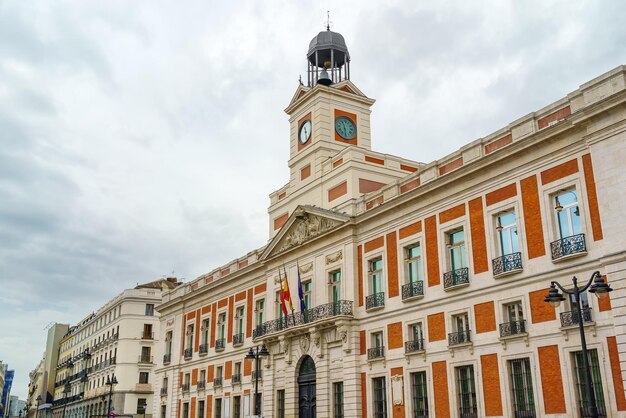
260,205,351,260
287,84,312,109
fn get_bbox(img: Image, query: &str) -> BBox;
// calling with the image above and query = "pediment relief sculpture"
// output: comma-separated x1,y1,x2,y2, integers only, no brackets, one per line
274,214,343,254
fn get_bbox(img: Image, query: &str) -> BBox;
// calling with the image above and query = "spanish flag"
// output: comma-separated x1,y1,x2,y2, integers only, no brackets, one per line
282,267,295,313
278,269,289,318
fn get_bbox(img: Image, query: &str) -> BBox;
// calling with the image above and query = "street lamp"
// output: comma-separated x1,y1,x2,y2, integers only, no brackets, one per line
544,270,612,418
62,382,72,418
245,344,269,417
36,395,42,418
105,375,118,418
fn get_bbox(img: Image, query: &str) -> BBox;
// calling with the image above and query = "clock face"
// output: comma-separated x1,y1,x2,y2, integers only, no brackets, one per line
335,116,356,140
299,120,312,144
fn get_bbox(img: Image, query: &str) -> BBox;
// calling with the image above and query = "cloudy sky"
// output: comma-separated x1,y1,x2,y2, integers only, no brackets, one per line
1,0,625,400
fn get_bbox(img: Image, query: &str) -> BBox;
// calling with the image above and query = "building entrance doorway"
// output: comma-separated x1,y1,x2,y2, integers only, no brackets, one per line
298,355,316,418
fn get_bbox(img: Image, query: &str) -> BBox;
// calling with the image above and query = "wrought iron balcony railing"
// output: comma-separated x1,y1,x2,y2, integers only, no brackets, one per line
401,281,423,300
183,348,193,359
560,307,593,327
405,338,425,353
232,373,241,384
181,383,189,393
492,252,523,276
199,344,208,354
448,330,471,346
233,333,244,346
551,233,586,260
499,320,526,338
443,267,469,289
138,355,153,364
252,300,353,339
367,346,385,360
141,332,154,340
215,338,226,351
213,377,222,387
366,292,385,310
252,370,262,381
163,353,171,364
160,387,167,396
197,381,205,390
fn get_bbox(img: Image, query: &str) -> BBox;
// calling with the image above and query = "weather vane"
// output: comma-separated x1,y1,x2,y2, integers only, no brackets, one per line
325,10,332,30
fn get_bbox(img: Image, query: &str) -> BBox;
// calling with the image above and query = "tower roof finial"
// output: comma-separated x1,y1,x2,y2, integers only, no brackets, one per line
326,10,331,31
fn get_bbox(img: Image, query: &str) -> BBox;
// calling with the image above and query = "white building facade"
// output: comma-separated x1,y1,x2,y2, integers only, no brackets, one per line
154,29,626,418
52,280,178,418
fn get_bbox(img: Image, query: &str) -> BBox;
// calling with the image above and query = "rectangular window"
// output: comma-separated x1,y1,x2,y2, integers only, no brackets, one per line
181,402,188,418
137,399,147,415
233,396,241,418
236,306,245,335
165,331,173,355
333,382,344,418
572,349,606,416
139,372,149,384
370,258,384,295
568,291,589,311
496,211,519,255
554,189,582,238
256,299,265,326
186,324,194,349
218,313,226,339
456,365,477,418
198,400,205,418
450,313,470,345
143,323,153,339
277,389,285,418
372,377,388,418
410,371,428,418
214,399,222,418
508,358,535,417
216,366,223,379
405,244,423,284
275,291,285,319
145,304,154,316
447,229,467,270
372,331,384,348
501,302,526,337
184,373,190,385
161,405,166,418
303,281,312,309
141,346,152,362
453,313,469,333
234,362,241,376
505,302,524,322
330,270,342,304
201,319,210,345
199,369,206,384
410,323,423,341
407,323,424,352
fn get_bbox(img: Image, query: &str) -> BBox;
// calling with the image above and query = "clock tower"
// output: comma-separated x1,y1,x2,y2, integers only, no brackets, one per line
268,27,422,237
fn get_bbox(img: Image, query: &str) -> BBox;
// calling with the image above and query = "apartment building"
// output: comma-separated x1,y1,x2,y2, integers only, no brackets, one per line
154,28,626,418
51,279,178,418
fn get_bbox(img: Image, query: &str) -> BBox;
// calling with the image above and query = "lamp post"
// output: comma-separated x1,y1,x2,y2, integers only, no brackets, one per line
62,382,72,418
544,270,612,418
245,344,269,418
36,395,42,418
105,375,118,418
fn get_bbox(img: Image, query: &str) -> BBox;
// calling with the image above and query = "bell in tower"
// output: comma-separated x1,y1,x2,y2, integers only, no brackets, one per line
306,24,350,87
